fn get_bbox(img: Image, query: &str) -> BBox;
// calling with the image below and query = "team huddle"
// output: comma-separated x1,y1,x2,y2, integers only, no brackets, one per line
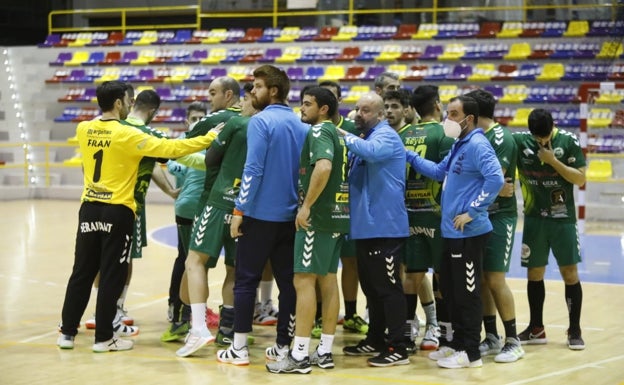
57,65,586,373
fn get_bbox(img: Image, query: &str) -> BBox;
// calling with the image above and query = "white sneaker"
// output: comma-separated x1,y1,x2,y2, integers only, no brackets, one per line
265,343,289,361
428,346,456,361
479,332,503,356
113,322,139,337
85,315,96,330
176,329,215,357
437,351,483,369
216,345,250,366
263,299,279,318
420,324,440,350
93,337,133,352
253,302,278,326
408,319,420,339
114,306,134,326
57,334,74,349
494,338,525,363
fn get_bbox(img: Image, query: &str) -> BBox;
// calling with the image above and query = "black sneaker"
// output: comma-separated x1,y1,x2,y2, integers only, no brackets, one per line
266,352,312,374
343,339,383,356
367,346,409,367
567,329,585,351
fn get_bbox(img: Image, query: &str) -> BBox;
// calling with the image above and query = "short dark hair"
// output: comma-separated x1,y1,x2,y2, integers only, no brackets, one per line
187,101,208,117
383,90,410,108
528,108,554,137
450,95,479,126
411,85,439,118
253,64,290,101
302,86,338,118
133,89,161,112
318,80,342,99
464,89,496,120
299,84,315,103
243,82,254,93
96,81,128,112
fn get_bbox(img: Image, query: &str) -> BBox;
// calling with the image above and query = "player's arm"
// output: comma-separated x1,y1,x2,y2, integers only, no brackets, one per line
296,158,331,231
537,140,586,186
151,164,179,199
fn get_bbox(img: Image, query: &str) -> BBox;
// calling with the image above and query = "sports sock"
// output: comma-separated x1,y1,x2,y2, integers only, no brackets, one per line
484,315,498,336
527,280,545,327
565,282,583,334
421,301,437,326
190,303,207,332
503,318,518,339
318,333,335,355
344,300,357,320
405,294,417,320
291,336,310,360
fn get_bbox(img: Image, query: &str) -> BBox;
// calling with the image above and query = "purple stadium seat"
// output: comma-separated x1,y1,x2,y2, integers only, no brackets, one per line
524,85,550,103
49,52,72,66
483,85,504,101
515,64,540,81
462,44,485,60
257,28,282,43
55,107,81,122
223,29,245,43
541,21,566,37
288,86,302,104
420,45,444,60
186,67,210,82
208,67,228,81
39,34,61,48
83,51,105,66
352,25,378,41
257,48,282,63
372,25,398,40
222,48,245,63
573,42,600,59
424,64,452,81
137,68,155,82
356,46,382,62
586,20,612,37
303,66,324,82
118,51,139,65
118,68,139,82
550,42,576,59
295,26,319,41
65,69,87,83
86,32,109,46
78,88,96,102
584,64,609,81
482,43,509,60
561,63,584,81
154,31,175,44
185,49,207,64
446,64,473,81
156,87,176,102
169,29,192,44
286,67,305,81
296,47,319,62
362,66,386,81
118,31,143,46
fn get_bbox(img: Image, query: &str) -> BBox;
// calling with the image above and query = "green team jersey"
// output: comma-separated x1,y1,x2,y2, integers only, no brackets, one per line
484,122,518,215
298,120,349,233
120,117,167,215
337,115,358,135
513,128,586,222
187,107,242,193
207,115,249,211
399,121,454,214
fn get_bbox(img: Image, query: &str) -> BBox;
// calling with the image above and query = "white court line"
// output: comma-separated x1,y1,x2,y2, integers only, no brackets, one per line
505,354,624,385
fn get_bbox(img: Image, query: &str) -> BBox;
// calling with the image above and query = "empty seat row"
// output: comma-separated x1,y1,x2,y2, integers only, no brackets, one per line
48,41,624,68
38,20,624,48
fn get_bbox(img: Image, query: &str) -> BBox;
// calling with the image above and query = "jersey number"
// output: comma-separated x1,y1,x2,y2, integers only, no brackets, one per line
93,149,103,182
405,144,427,179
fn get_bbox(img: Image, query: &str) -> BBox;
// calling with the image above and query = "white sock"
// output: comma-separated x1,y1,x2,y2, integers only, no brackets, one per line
116,285,129,308
260,280,273,303
233,333,248,350
422,302,438,326
317,334,334,355
291,336,310,360
190,303,208,332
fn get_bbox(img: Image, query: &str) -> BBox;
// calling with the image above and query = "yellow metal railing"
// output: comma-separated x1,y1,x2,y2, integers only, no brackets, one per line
0,142,79,187
48,1,622,34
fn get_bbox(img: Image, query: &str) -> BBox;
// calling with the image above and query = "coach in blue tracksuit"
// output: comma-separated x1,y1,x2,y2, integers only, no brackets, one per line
406,95,503,369
337,92,410,368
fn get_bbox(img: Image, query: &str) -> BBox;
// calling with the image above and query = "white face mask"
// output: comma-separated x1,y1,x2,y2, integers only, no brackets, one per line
442,117,467,139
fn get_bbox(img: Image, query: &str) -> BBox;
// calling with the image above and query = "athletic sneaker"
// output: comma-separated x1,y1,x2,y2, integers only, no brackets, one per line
263,299,279,318
437,351,482,369
113,322,139,337
343,314,368,334
409,318,420,338
216,345,250,366
428,346,456,361
206,308,220,329
343,339,383,356
115,306,134,326
310,349,334,369
518,326,547,345
265,343,289,361
479,332,503,356
175,329,216,357
85,315,96,330
311,318,322,339
253,302,278,326
215,330,255,347
567,330,585,351
266,352,312,374
160,321,189,342
420,324,441,351
57,334,74,349
367,346,409,367
92,337,133,353
494,338,525,363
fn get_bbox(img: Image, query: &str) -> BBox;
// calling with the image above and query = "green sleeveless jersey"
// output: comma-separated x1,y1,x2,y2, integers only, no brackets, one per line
207,115,249,211
298,120,349,233
399,121,454,214
187,107,242,193
513,128,586,222
484,122,518,215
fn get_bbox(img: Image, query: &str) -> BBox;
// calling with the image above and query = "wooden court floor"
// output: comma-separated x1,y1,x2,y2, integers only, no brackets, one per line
1,200,623,385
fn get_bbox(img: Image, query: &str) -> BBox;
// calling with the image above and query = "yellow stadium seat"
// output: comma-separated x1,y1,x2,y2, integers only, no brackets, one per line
275,46,302,64
588,108,614,128
275,27,301,42
130,49,156,66
165,67,191,84
497,22,522,38
201,48,227,64
134,30,158,46
504,42,531,60
536,63,564,81
64,51,89,66
596,41,623,59
227,66,253,81
468,63,496,81
319,65,346,81
500,85,528,103
331,25,358,41
586,159,613,181
438,85,458,103
438,43,466,61
94,67,120,84
412,23,438,39
595,89,624,104
387,64,407,78
68,33,93,47
508,108,533,127
343,85,371,104
375,45,402,62
202,28,227,44
563,20,589,37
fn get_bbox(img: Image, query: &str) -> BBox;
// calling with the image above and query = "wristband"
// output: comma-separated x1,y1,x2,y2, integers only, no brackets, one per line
233,208,244,216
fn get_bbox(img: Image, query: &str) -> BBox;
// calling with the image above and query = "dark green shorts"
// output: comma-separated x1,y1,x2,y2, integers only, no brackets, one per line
483,214,517,272
294,230,342,275
188,205,236,268
521,216,582,268
403,213,442,272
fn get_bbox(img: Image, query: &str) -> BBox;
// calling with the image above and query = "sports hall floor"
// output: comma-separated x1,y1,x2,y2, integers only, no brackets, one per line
1,199,623,385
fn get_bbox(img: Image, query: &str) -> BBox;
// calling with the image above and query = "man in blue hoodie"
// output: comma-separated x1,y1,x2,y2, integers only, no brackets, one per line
337,92,410,368
406,95,504,369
